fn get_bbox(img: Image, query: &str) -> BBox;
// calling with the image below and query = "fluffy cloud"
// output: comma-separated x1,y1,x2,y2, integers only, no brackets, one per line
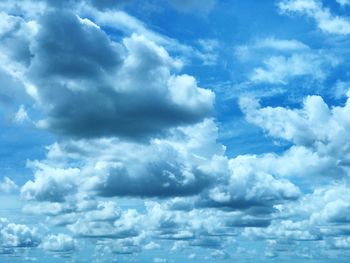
279,0,350,35
22,119,222,200
0,7,214,140
0,177,18,193
40,233,75,252
238,94,350,184
198,156,301,210
21,115,300,215
234,93,350,258
21,161,80,202
0,218,40,249
3,0,350,261
240,93,350,154
28,11,213,139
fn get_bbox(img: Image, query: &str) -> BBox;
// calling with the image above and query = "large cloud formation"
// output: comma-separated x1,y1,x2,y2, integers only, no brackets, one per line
30,11,214,139
0,8,214,140
1,0,350,262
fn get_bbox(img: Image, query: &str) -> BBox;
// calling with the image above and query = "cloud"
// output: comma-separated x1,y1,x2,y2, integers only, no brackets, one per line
21,115,300,215
238,94,350,184
0,5,215,140
20,0,130,11
279,0,350,35
144,241,161,250
327,236,350,249
198,156,301,210
210,249,229,260
234,37,309,64
40,233,75,252
336,0,350,7
250,52,339,84
3,0,350,261
21,161,80,202
240,93,350,151
21,119,222,200
0,218,40,249
80,6,215,64
0,177,18,193
23,11,214,140
244,183,350,258
13,105,30,124
255,37,309,51
234,93,350,257
68,207,142,238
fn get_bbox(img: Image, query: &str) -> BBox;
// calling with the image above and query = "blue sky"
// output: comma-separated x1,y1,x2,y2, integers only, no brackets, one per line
1,0,350,262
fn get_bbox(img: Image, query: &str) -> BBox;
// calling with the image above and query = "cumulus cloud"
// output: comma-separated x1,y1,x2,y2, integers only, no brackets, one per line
22,119,222,200
242,183,350,259
0,177,18,193
21,115,300,216
68,207,142,238
240,93,350,152
237,94,350,185
25,11,213,140
0,6,215,141
3,0,350,261
21,161,80,202
0,218,40,249
234,94,350,258
40,233,75,252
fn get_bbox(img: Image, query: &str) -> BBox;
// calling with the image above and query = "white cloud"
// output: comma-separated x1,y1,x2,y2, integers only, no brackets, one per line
255,37,309,51
82,6,212,62
68,208,143,238
28,12,214,139
236,92,350,255
21,161,80,202
328,236,350,249
22,119,223,200
0,177,18,193
238,94,350,184
201,156,301,209
279,0,350,35
144,241,161,250
250,52,339,84
240,94,344,146
40,233,75,252
244,219,321,242
0,6,216,141
0,218,40,248
13,105,30,123
336,0,350,7
3,0,350,260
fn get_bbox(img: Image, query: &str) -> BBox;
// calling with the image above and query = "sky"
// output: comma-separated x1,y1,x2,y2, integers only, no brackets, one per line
1,0,350,262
